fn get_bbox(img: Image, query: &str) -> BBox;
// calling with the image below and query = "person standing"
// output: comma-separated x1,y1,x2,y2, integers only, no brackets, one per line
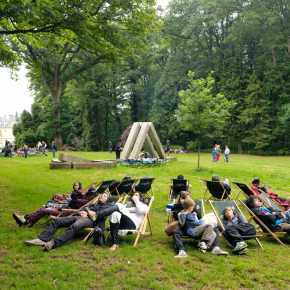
216,145,221,162
166,140,170,157
23,144,28,158
224,145,230,162
211,148,217,162
52,141,57,158
41,141,47,156
115,142,122,159
108,141,113,154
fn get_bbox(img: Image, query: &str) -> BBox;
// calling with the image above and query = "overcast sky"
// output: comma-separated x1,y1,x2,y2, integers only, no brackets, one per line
0,0,169,119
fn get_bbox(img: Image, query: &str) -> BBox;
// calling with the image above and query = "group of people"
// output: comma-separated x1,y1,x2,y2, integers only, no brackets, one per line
211,144,230,162
1,140,16,157
13,176,149,251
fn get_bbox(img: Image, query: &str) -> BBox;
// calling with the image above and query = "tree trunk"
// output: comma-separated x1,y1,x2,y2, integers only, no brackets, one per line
237,136,242,154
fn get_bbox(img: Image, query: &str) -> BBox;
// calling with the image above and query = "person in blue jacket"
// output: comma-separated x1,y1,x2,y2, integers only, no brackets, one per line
211,148,217,162
173,199,228,257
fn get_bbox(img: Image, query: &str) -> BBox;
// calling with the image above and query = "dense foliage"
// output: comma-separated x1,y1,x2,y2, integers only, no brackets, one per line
6,0,290,154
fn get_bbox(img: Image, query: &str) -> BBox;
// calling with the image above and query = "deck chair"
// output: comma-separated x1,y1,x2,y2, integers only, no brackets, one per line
109,179,138,198
94,179,116,195
168,179,189,201
258,190,287,212
203,180,231,203
209,200,262,249
239,200,287,246
232,182,257,201
133,178,155,197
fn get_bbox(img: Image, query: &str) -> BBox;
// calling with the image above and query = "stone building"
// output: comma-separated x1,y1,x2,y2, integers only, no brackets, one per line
0,115,17,148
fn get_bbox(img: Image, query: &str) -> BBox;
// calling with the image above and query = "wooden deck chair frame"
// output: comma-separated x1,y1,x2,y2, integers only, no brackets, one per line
208,200,263,249
232,182,257,201
168,199,205,223
168,179,189,201
239,199,286,246
203,180,231,203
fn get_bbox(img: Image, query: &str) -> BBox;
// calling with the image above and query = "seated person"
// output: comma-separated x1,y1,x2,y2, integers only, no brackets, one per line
109,175,131,195
250,178,262,194
13,181,90,226
211,175,231,196
171,191,201,221
25,192,111,250
221,206,256,255
246,195,290,234
89,191,148,250
173,199,228,257
169,174,192,199
260,185,289,210
179,148,184,154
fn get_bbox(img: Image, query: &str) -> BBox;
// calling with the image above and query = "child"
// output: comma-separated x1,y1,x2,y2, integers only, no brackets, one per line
211,148,217,162
173,199,227,257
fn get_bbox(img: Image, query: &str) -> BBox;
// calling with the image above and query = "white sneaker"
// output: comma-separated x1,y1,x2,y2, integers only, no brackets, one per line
174,250,188,258
211,246,228,255
198,241,207,250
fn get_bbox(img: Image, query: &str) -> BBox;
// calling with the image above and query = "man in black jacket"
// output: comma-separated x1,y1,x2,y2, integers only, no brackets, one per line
246,195,290,233
25,192,112,250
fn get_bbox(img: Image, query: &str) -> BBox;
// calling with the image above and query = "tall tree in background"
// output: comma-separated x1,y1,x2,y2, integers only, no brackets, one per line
176,71,232,168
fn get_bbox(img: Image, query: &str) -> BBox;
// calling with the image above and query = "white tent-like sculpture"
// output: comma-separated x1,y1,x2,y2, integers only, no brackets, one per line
120,122,166,160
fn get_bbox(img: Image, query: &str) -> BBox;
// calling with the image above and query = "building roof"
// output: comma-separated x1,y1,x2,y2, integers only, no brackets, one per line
0,117,17,128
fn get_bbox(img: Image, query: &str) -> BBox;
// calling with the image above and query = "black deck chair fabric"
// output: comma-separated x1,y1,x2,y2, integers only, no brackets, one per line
168,179,188,200
96,179,116,195
110,179,137,196
232,182,256,201
203,180,230,202
134,178,155,195
210,200,262,248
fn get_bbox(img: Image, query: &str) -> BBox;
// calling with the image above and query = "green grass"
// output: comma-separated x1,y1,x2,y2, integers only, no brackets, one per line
1,152,290,289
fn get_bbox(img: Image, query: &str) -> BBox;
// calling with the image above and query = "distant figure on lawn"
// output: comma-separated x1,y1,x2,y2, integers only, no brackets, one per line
224,145,230,162
211,148,217,162
115,142,122,159
166,140,170,156
108,141,113,154
216,145,221,162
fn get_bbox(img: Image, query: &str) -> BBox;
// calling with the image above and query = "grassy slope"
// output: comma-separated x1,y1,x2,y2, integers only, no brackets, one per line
1,152,290,289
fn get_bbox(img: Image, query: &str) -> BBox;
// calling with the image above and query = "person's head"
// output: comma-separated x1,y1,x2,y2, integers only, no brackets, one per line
52,141,55,144
182,198,195,212
109,141,111,143
167,140,169,143
118,142,122,146
212,175,220,181
252,178,260,186
132,191,145,203
246,195,261,209
123,175,131,181
223,206,235,220
217,145,220,148
213,148,215,151
73,181,82,190
177,191,191,204
98,192,110,204
177,174,184,179
260,185,270,194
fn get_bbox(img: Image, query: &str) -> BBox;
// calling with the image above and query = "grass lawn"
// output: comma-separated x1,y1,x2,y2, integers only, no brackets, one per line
1,152,290,289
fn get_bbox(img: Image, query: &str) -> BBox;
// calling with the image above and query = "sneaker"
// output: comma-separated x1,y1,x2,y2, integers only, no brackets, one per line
42,240,54,251
211,246,228,255
198,241,207,250
199,248,207,254
236,247,249,255
232,241,248,253
13,213,27,227
174,250,188,258
25,238,45,246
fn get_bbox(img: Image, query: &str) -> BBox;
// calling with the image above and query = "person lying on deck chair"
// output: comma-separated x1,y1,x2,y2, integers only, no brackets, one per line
246,195,290,234
13,181,95,227
173,199,228,258
260,185,289,210
89,191,148,251
25,192,111,250
171,191,201,221
212,174,232,196
221,206,256,255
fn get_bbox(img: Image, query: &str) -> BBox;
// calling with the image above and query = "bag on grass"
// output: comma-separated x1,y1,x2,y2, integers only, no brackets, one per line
165,221,181,236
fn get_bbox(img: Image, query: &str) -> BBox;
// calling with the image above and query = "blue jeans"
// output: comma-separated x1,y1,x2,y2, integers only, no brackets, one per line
52,149,56,157
3,152,6,157
225,154,229,162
